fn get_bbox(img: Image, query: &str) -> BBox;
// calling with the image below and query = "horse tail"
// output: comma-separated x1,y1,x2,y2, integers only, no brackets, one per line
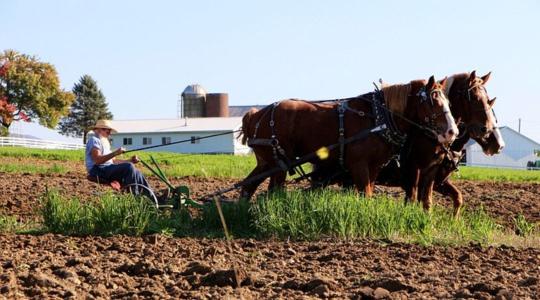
240,107,259,145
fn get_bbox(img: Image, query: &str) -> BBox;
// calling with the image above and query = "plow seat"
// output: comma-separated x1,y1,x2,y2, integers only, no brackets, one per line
87,175,121,191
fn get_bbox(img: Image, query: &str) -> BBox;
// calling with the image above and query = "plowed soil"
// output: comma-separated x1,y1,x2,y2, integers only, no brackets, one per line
1,171,539,299
1,172,539,228
0,235,538,299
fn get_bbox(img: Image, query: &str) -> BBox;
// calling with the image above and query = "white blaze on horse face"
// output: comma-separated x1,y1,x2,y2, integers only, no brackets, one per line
439,93,458,144
489,109,505,152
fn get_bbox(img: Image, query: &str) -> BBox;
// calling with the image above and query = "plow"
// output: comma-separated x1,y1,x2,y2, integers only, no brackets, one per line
138,155,203,209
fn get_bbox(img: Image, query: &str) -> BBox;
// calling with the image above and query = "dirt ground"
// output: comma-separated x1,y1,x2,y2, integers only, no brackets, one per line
1,171,539,299
0,235,538,299
1,172,538,228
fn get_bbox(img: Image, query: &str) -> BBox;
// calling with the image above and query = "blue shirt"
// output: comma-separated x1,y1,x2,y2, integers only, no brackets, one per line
85,136,113,172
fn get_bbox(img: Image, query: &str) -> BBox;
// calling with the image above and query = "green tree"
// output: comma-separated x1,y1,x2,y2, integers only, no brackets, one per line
58,75,113,143
0,49,75,132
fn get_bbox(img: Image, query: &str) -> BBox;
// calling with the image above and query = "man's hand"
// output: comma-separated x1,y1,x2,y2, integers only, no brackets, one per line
113,147,126,156
130,155,140,163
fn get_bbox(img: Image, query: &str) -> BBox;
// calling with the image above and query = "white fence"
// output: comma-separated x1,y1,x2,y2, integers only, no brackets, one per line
0,137,84,150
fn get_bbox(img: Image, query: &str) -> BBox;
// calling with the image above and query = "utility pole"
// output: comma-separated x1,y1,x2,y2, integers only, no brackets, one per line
518,118,521,133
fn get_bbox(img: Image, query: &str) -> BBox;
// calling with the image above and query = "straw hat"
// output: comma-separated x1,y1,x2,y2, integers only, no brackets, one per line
90,119,117,134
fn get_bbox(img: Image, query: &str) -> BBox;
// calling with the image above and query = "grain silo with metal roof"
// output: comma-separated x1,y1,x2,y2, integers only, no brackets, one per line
179,84,207,118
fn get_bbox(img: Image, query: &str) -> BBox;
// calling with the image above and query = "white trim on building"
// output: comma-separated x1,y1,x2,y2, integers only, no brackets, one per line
109,117,250,155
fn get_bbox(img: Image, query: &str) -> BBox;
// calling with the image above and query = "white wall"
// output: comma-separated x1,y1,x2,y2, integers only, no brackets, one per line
111,131,237,154
110,130,251,155
466,143,538,169
466,128,540,169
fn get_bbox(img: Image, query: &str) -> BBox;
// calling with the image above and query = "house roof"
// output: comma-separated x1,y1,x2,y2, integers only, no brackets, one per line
465,126,540,148
228,105,266,117
499,126,540,147
109,117,242,134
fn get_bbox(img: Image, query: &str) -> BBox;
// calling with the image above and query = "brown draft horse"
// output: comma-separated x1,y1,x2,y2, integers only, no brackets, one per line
317,71,503,216
240,76,458,200
391,71,503,216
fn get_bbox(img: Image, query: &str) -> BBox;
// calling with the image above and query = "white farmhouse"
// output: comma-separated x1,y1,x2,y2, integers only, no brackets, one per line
464,126,540,169
109,117,250,155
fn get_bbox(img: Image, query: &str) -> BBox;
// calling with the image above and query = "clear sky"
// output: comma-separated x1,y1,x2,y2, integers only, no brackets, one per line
2,0,540,142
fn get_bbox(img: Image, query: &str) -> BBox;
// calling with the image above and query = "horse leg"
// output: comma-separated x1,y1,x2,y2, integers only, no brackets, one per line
269,171,287,193
240,164,270,200
402,167,420,203
418,178,435,212
349,163,372,197
435,180,463,217
418,167,438,212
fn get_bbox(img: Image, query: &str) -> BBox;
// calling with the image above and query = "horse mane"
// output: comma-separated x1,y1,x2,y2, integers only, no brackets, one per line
381,83,411,115
444,72,469,96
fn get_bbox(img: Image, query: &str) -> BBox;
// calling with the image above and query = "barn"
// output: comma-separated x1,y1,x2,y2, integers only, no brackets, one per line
464,126,540,169
108,84,251,155
109,117,249,155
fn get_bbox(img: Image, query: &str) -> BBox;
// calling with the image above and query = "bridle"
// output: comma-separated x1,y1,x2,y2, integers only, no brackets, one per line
416,86,453,137
458,82,497,137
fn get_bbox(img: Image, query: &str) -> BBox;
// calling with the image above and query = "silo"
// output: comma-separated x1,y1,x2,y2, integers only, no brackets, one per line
180,84,206,118
205,93,229,117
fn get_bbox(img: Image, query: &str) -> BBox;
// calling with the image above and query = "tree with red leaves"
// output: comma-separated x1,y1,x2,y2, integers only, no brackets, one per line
0,50,74,135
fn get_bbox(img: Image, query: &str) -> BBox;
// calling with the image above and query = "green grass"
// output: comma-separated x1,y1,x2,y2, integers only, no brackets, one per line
0,162,67,174
251,190,503,245
0,215,20,233
513,214,538,237
143,152,256,178
453,166,540,182
41,190,157,236
38,189,537,247
0,146,256,178
1,146,539,181
0,147,83,161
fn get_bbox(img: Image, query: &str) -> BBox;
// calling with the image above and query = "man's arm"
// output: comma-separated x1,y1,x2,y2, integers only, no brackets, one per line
113,155,140,164
90,147,124,165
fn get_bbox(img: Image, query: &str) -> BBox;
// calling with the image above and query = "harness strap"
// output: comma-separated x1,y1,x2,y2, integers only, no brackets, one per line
338,101,346,169
247,138,275,147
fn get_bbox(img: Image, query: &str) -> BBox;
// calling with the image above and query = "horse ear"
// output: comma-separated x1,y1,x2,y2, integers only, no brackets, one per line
438,77,448,89
426,75,436,89
469,70,477,81
488,97,496,107
481,72,492,84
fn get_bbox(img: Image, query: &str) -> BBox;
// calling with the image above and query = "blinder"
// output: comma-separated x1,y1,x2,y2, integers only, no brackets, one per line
416,87,452,134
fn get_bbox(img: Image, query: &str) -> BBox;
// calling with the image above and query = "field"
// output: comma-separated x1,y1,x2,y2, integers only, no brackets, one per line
0,147,539,299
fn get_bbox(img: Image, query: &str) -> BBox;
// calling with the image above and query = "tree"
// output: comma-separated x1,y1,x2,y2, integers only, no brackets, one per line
0,49,75,131
58,75,113,143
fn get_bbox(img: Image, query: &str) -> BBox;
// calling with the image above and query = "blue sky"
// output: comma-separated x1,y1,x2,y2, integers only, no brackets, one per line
2,0,540,141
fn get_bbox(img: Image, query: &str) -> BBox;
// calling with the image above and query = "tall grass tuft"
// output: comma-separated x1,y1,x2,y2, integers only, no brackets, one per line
39,189,534,246
91,193,156,236
513,214,537,237
41,190,156,236
251,189,503,245
0,215,20,233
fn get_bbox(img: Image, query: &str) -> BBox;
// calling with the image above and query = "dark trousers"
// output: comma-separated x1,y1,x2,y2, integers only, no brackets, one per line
89,163,151,195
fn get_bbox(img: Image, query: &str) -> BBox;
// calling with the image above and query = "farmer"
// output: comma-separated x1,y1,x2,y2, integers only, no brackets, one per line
85,119,151,195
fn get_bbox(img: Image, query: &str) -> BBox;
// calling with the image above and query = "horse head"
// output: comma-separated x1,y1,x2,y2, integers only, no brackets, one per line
412,75,458,145
448,71,495,138
446,71,504,155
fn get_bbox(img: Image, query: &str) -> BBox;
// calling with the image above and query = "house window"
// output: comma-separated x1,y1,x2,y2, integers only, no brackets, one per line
191,136,200,144
143,137,152,145
123,138,132,145
162,137,171,145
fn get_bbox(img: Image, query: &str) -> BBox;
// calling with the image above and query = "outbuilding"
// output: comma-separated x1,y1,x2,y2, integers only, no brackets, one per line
464,126,540,169
109,117,249,155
